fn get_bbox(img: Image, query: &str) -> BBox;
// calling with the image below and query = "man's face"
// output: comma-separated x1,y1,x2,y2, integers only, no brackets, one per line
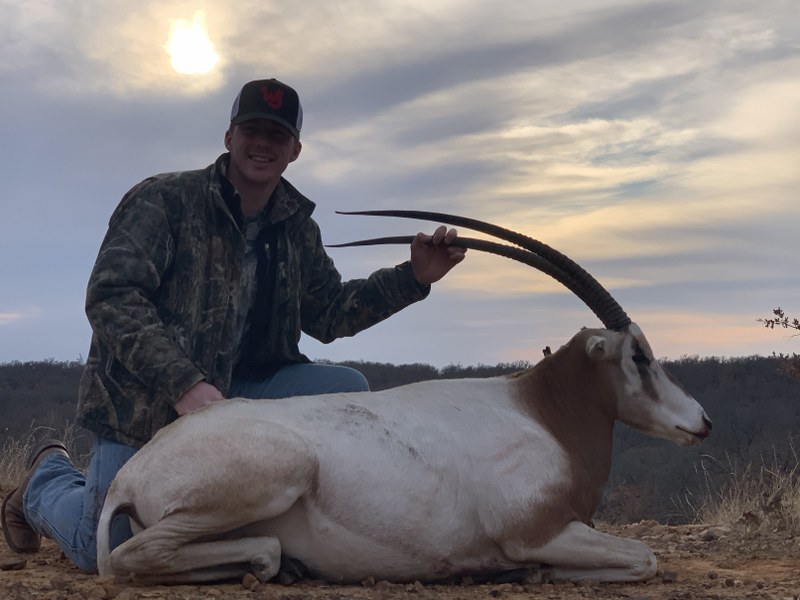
224,119,301,189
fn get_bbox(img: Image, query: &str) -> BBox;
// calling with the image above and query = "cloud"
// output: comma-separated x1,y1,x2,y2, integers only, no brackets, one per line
0,311,23,326
0,308,39,327
0,0,798,366
0,1,228,95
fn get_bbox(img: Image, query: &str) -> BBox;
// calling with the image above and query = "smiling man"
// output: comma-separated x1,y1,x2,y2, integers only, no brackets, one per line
224,81,303,216
1,78,465,573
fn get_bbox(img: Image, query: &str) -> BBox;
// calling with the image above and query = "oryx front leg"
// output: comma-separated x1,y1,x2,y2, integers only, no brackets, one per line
504,521,657,582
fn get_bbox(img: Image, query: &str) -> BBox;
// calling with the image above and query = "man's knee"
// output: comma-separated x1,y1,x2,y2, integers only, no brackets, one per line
278,363,369,396
327,365,369,393
231,363,370,399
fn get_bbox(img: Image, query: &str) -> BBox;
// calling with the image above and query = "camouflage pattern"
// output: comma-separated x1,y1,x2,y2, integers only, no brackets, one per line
77,154,429,448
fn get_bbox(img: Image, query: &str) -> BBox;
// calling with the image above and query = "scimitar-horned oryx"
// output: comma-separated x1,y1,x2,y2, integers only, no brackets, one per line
97,210,711,585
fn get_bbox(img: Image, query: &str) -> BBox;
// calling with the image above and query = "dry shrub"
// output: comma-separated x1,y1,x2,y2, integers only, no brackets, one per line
691,441,800,535
0,422,90,493
758,307,800,378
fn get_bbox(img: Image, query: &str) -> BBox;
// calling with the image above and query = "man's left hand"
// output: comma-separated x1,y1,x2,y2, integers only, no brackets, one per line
410,226,466,285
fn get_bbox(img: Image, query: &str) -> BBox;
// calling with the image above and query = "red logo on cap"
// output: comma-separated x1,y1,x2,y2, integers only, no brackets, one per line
261,86,284,109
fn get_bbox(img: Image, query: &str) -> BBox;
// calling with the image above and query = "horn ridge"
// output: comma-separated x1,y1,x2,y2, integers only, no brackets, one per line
335,210,631,330
328,235,574,288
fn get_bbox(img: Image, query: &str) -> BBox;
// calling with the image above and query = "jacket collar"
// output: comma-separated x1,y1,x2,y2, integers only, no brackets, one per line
211,153,316,228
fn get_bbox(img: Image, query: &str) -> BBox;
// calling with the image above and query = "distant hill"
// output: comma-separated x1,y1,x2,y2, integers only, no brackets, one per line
1,355,797,523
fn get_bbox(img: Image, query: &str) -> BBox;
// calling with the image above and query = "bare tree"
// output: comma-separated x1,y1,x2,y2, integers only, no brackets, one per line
758,307,800,378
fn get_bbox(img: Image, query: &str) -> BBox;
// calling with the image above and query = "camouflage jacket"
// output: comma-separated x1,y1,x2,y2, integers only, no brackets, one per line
77,154,429,448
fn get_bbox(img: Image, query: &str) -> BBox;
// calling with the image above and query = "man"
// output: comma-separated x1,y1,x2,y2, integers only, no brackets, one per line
1,78,465,572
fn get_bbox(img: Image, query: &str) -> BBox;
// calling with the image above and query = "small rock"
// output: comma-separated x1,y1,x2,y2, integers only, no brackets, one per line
242,572,259,590
724,577,736,587
699,525,730,542
101,583,127,599
661,570,678,583
86,586,108,599
0,557,27,571
50,575,74,590
708,570,719,579
360,576,376,587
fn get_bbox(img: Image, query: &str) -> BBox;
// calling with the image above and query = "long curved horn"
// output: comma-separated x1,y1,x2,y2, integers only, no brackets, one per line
333,210,631,330
329,235,577,292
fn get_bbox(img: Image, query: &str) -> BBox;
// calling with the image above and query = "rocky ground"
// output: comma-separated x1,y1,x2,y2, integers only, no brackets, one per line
1,521,798,600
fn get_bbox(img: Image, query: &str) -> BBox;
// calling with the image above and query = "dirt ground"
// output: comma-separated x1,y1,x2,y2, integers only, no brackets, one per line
1,521,798,600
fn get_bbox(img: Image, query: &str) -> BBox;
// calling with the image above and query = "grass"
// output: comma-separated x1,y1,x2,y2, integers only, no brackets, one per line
679,440,800,536
0,422,90,493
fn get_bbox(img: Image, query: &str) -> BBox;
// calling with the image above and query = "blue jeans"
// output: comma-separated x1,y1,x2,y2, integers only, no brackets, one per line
22,363,368,572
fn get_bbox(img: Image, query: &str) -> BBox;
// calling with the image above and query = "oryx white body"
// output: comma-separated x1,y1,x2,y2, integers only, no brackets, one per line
97,324,710,585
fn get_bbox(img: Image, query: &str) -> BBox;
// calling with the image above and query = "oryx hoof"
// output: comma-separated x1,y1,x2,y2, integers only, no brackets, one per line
250,554,280,583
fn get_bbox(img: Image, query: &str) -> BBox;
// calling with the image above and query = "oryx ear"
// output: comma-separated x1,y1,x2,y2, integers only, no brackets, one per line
586,335,607,357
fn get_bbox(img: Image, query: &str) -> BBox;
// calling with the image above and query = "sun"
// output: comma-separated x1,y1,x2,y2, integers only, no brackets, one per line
165,11,219,75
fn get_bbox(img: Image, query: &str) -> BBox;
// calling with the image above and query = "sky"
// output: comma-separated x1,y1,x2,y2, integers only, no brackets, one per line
1,0,798,369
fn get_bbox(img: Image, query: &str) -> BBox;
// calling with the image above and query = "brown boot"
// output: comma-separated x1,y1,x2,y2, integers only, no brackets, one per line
1,440,69,553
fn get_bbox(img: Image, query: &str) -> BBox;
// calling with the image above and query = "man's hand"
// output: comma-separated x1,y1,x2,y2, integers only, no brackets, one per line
410,226,466,285
175,381,224,416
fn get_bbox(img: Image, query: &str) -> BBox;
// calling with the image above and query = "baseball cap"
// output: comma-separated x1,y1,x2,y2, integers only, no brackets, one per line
230,78,303,137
